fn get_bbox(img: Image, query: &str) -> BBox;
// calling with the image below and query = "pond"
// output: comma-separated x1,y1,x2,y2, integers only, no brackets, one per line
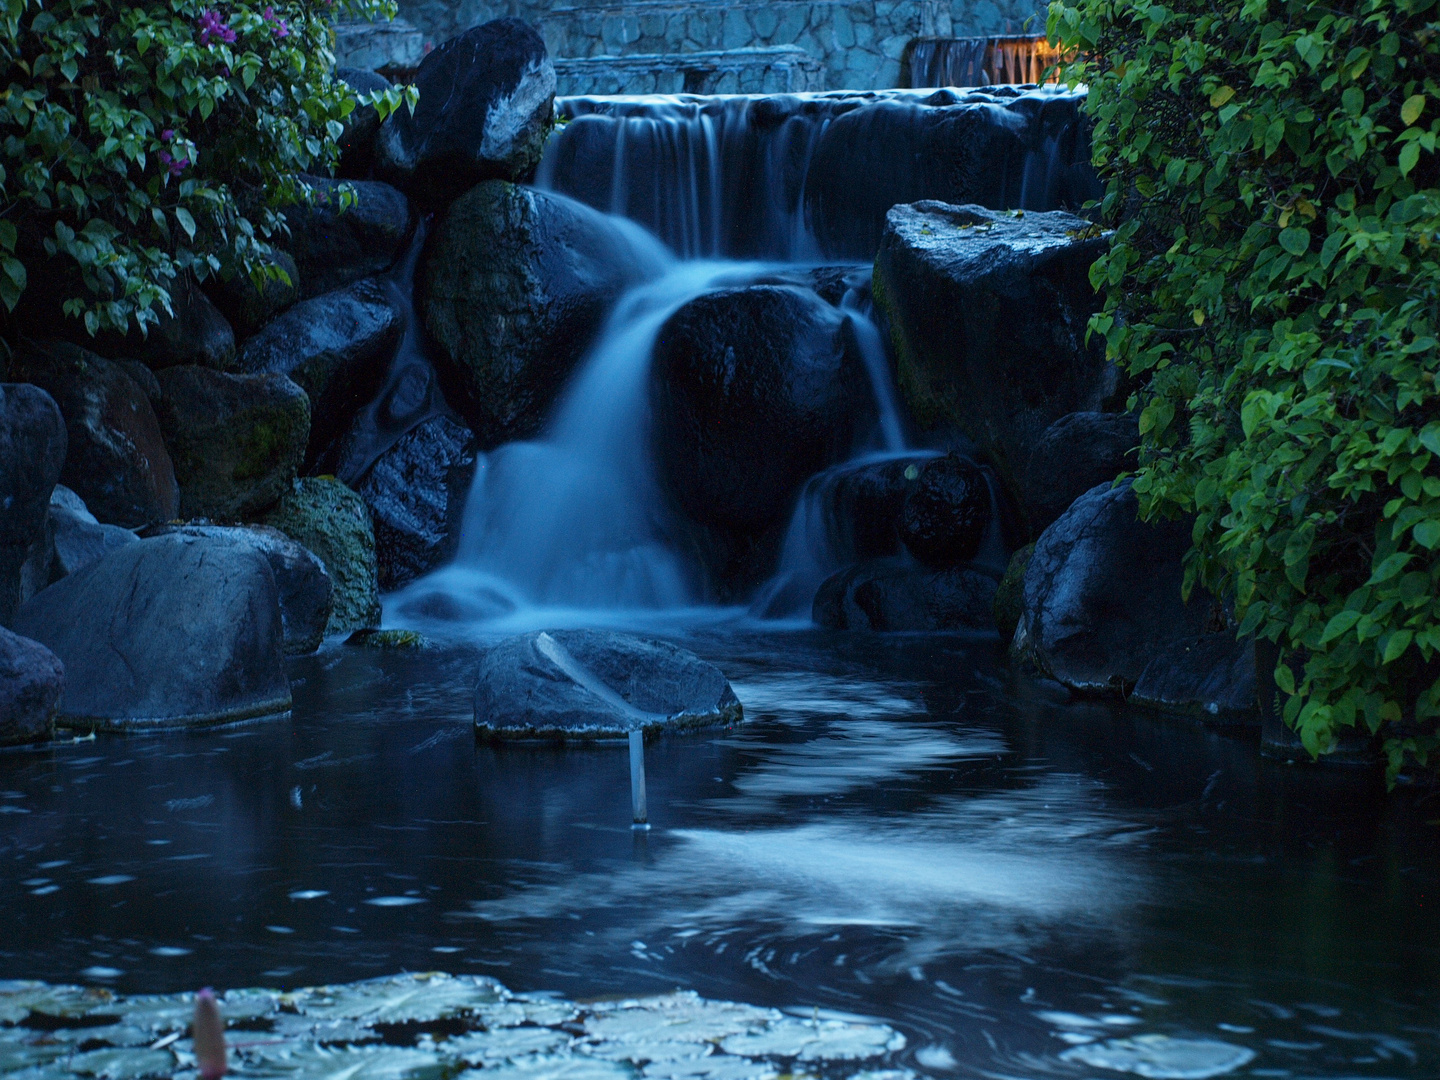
1,626,1435,1078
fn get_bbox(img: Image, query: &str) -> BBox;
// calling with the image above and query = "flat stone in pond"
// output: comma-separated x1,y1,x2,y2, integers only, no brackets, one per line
474,629,741,742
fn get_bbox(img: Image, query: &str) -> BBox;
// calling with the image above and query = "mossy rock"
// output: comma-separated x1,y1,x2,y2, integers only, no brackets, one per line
346,628,429,650
262,477,380,636
994,542,1034,640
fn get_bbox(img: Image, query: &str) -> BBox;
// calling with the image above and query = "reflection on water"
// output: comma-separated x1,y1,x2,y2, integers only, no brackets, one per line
0,630,1435,1080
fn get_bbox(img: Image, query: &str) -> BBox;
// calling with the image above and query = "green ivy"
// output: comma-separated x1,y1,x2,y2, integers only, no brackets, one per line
1048,0,1440,778
0,0,417,335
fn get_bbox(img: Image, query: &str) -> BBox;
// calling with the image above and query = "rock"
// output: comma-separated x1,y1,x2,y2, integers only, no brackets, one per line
261,478,381,635
236,279,403,462
12,534,290,730
1130,634,1258,724
1013,481,1213,697
1022,411,1139,536
898,452,992,567
473,629,742,741
0,383,66,626
813,557,998,632
153,366,311,521
8,339,179,527
375,18,556,204
0,625,62,746
109,274,237,371
424,180,661,444
651,285,871,538
357,415,478,590
147,524,332,655
873,202,1121,497
48,485,137,580
336,68,392,178
284,177,415,299
206,252,301,340
347,628,428,649
993,541,1033,639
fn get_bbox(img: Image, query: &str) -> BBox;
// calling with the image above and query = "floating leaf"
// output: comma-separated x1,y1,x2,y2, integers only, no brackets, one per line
1061,1036,1255,1080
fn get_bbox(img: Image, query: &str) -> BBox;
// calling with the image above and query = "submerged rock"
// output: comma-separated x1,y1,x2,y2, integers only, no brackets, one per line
474,630,741,741
284,177,415,298
262,478,381,635
0,625,62,746
651,284,871,538
874,202,1119,497
813,557,998,632
236,278,404,463
153,366,311,521
148,524,332,655
1129,633,1258,724
48,486,137,580
13,534,290,730
8,339,179,528
357,415,479,590
1022,410,1139,536
0,383,66,627
376,18,556,204
1013,481,1212,697
424,179,659,445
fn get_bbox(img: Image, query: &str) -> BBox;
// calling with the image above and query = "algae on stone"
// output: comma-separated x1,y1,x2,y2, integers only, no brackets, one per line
262,478,381,636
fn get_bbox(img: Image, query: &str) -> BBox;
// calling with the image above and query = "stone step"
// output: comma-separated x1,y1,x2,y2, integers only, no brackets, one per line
554,46,825,96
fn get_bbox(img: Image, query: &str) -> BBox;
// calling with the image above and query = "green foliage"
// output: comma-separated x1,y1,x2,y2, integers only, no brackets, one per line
1048,0,1440,777
0,0,417,335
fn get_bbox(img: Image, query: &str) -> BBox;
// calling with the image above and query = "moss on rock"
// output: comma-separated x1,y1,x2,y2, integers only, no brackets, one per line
262,477,380,636
994,542,1035,641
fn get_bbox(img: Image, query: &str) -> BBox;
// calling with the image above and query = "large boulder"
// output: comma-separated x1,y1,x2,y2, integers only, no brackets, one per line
813,558,998,632
0,626,62,746
874,202,1120,497
1130,633,1258,724
357,415,478,590
424,180,661,445
284,177,415,299
148,524,332,655
8,339,179,528
206,252,301,341
651,284,871,539
375,18,556,204
261,478,380,635
12,534,290,731
0,384,66,626
898,452,992,567
1022,411,1139,536
153,366,311,521
1012,481,1213,696
474,629,742,742
236,279,404,462
106,275,236,371
48,486,137,580
335,68,392,178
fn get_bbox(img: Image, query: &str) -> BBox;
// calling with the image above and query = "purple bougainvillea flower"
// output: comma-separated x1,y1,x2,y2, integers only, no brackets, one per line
261,6,290,37
157,150,189,177
161,128,175,142
197,9,236,44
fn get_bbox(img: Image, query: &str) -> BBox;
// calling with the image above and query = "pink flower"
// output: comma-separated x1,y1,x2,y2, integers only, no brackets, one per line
196,9,236,44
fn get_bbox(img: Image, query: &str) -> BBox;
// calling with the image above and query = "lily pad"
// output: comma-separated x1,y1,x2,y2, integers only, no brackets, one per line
0,1036,70,1074
234,1044,446,1080
1060,1035,1256,1080
642,1055,779,1080
477,1000,579,1030
68,1048,176,1080
463,1058,634,1080
0,984,116,1025
720,1019,903,1062
585,996,776,1045
285,975,503,1024
445,1027,570,1064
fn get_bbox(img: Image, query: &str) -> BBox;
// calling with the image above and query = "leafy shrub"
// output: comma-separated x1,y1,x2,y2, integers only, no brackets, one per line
1048,0,1440,776
0,0,415,335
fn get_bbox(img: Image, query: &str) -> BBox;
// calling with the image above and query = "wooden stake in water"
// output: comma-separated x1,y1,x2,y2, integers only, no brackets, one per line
629,729,649,830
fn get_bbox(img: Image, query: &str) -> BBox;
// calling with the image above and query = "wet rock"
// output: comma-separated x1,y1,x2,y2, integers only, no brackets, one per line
1013,481,1212,697
375,18,556,204
1130,633,1258,724
474,629,742,741
357,415,478,590
261,478,381,635
873,202,1119,497
105,275,237,371
993,541,1033,639
13,533,290,731
651,285,871,538
424,180,660,445
206,252,301,340
236,279,403,462
48,485,137,580
284,177,415,298
336,68,392,178
898,452,991,567
0,625,62,746
147,524,332,655
813,557,998,632
347,628,428,649
153,366,311,521
8,339,179,527
1022,411,1139,536
0,383,66,626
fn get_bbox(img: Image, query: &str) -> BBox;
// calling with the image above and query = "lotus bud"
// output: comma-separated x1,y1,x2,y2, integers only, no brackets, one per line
193,987,227,1080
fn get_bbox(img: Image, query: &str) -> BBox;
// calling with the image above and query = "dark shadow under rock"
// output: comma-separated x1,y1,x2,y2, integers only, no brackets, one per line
1129,633,1258,725
0,383,66,627
1021,411,1139,537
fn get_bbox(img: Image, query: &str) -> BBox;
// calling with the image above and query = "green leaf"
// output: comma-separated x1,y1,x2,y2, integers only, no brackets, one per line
1319,609,1362,644
1274,661,1296,696
1278,227,1310,255
1368,552,1413,585
1399,140,1421,176
1383,630,1413,663
174,207,196,239
1401,94,1425,126
1414,520,1440,550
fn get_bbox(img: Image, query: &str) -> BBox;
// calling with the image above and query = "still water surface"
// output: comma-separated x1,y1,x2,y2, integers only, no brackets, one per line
0,629,1435,1078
